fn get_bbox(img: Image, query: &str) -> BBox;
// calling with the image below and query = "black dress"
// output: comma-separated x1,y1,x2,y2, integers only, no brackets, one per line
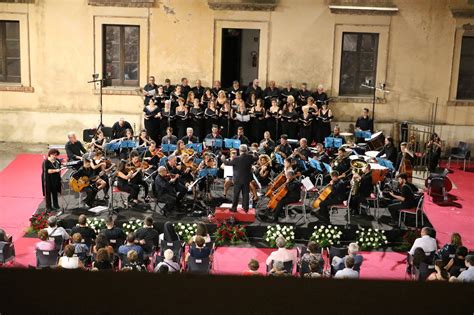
143,106,161,143
190,107,204,141
204,108,219,136
160,108,175,137
251,108,266,143
317,109,332,144
280,110,298,139
299,113,314,143
266,109,280,141
42,159,61,209
219,108,233,139
174,108,188,140
233,109,249,134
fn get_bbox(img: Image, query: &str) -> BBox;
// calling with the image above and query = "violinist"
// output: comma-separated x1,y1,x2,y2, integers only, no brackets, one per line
316,171,348,223
142,140,161,169
262,170,301,223
173,140,188,157
274,134,292,159
129,150,151,203
174,97,189,140
250,154,272,201
116,160,140,207
349,164,373,216
154,166,180,216
164,154,187,196
377,136,397,166
161,127,178,145
193,79,207,102
258,131,275,156
426,133,442,173
387,173,418,226
189,98,204,140
137,129,152,152
222,149,238,199
90,150,112,200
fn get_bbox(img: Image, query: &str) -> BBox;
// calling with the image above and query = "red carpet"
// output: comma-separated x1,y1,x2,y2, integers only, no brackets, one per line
423,166,474,249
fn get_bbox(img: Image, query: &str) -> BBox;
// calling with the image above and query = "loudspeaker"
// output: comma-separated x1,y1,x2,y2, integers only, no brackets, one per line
83,128,97,142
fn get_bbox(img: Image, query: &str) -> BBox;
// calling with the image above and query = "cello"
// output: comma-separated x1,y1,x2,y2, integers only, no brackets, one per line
267,183,289,210
398,151,413,183
265,172,286,197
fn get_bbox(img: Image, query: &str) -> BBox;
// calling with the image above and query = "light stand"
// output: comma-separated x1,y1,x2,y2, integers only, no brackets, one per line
88,73,105,128
360,80,390,123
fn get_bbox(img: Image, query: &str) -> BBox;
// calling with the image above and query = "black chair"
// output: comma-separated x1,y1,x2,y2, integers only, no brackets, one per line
448,141,471,171
0,241,15,265
48,235,65,252
329,246,348,275
160,240,183,261
108,237,126,253
36,249,59,268
266,260,294,274
101,126,113,140
187,256,210,274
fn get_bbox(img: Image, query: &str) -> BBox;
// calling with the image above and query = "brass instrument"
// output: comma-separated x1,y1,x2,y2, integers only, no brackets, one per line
350,159,368,196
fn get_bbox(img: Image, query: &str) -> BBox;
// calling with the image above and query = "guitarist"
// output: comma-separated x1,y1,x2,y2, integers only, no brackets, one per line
71,158,103,208
260,170,301,223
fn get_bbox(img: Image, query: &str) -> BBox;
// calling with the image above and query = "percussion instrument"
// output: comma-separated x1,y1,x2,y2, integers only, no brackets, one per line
367,131,385,151
369,163,389,184
365,151,379,158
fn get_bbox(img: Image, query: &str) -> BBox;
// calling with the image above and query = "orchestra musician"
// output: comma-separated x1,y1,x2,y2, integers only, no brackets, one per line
161,127,178,145
426,133,442,172
396,142,415,172
109,128,135,160
349,163,373,216
245,79,264,100
137,129,152,152
329,126,345,143
250,98,266,143
259,131,276,156
154,166,180,217
164,154,187,197
279,98,299,139
42,149,62,211
313,143,330,165
312,84,329,109
142,140,161,169
143,76,158,106
173,140,187,157
196,153,218,200
315,171,348,223
65,132,87,164
111,117,133,140
71,158,105,208
377,136,397,166
116,159,141,208
232,126,250,146
204,124,223,154
204,100,219,136
223,144,258,212
274,134,292,159
128,150,151,203
331,147,351,176
263,80,280,108
192,79,205,100
250,154,272,202
292,138,312,162
355,108,374,134
181,127,199,144
90,150,112,200
262,170,301,223
387,173,418,226
90,129,106,152
174,98,189,140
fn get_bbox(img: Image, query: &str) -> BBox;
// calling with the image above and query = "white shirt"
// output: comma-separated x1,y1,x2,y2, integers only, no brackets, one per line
458,266,474,283
409,235,437,255
46,226,70,241
335,268,359,279
59,256,79,269
266,248,297,267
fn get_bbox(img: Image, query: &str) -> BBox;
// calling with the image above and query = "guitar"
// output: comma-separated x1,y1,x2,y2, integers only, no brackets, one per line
69,166,115,193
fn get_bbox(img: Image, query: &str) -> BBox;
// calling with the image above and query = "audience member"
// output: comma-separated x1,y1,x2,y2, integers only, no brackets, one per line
333,243,363,273
71,233,89,259
92,248,113,271
35,229,55,251
409,227,437,255
427,260,449,281
450,255,474,283
242,259,262,276
157,265,170,274
269,261,289,277
300,241,324,274
154,249,180,273
58,244,84,269
189,222,211,244
122,250,147,272
118,233,144,262
187,236,211,261
266,236,297,268
160,221,179,243
334,256,359,279
46,216,70,242
0,228,11,242
100,216,126,246
445,246,468,277
135,216,160,253
437,232,462,265
304,260,322,278
92,234,114,259
71,214,96,245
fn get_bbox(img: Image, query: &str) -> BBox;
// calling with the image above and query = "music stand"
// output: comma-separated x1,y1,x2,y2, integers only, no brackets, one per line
309,159,323,172
274,153,284,165
186,143,203,153
162,144,177,155
205,138,223,149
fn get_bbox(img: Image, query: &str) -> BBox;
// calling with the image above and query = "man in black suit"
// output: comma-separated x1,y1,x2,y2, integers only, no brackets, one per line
223,144,258,212
154,166,180,216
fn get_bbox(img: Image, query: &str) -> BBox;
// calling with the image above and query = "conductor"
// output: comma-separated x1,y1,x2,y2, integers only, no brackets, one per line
223,144,258,212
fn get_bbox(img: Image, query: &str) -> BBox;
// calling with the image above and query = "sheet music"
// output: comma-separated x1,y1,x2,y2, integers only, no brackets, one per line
236,113,251,122
187,176,203,192
301,177,314,191
146,89,156,97
224,165,233,178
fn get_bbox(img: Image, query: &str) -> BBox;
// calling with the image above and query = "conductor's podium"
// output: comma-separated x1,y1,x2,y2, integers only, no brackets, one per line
214,205,256,223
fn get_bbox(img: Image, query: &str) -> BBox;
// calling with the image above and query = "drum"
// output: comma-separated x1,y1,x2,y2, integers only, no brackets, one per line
369,163,389,184
365,151,379,158
367,131,384,150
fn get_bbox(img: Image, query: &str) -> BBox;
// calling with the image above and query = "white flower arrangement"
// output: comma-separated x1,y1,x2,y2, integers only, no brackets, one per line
310,225,342,248
122,219,143,234
265,225,295,248
173,223,197,242
86,218,106,235
356,227,388,250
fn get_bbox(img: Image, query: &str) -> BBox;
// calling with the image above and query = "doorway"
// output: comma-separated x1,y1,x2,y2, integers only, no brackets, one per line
220,28,260,88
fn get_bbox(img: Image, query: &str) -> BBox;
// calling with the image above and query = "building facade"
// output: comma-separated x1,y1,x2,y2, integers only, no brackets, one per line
0,0,473,146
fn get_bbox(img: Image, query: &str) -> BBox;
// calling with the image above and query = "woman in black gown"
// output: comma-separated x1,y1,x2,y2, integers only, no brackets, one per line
159,100,175,137
201,88,214,109
299,106,314,142
317,103,333,144
42,149,62,210
189,98,204,141
232,101,249,135
204,100,219,136
280,101,298,139
174,98,189,140
250,98,266,143
426,133,442,172
143,99,161,143
266,98,280,141
219,101,233,138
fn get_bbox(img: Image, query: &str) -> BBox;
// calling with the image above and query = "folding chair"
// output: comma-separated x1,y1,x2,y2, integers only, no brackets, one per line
329,246,349,276
266,260,294,274
111,179,130,209
108,237,125,253
187,256,211,274
48,235,65,253
0,241,15,265
399,195,425,228
330,188,352,225
284,186,308,222
36,249,59,268
159,240,184,264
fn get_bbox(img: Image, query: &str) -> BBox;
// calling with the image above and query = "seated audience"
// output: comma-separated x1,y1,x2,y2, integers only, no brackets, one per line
450,254,474,283
71,233,89,259
92,248,113,271
427,260,449,281
58,244,84,269
154,249,180,273
186,236,211,261
266,236,297,268
437,232,462,265
412,247,427,270
334,256,359,279
100,216,126,245
122,250,147,272
189,222,211,244
35,229,55,251
333,243,363,273
118,233,144,262
409,227,437,255
269,261,289,277
46,216,70,242
135,216,160,253
445,246,468,277
300,241,324,274
159,221,180,243
92,234,114,259
157,265,170,274
242,259,262,276
71,214,96,245
304,260,322,278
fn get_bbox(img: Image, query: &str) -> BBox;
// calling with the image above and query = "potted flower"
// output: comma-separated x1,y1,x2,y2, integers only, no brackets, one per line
310,225,342,249
265,225,295,248
27,211,51,235
122,219,143,234
86,218,106,235
173,223,197,242
214,223,248,246
356,227,388,250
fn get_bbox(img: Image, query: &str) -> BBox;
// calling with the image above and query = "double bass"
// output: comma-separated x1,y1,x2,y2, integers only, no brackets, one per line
398,151,413,183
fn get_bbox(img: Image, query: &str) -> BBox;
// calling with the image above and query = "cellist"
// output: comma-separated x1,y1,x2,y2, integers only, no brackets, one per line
396,142,414,182
259,170,301,223
314,171,349,223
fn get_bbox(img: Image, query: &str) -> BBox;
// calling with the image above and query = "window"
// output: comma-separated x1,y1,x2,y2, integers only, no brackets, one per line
339,32,379,96
0,21,21,83
103,25,139,87
456,36,474,100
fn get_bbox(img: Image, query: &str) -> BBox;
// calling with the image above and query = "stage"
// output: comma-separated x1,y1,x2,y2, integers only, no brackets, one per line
1,153,473,277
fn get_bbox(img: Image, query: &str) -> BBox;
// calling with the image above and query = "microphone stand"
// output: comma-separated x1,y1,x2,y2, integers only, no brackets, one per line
360,82,390,123
88,74,105,128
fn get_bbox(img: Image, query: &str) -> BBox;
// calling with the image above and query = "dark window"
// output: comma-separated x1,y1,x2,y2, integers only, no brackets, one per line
339,32,379,96
0,21,21,83
103,25,139,87
457,36,474,100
